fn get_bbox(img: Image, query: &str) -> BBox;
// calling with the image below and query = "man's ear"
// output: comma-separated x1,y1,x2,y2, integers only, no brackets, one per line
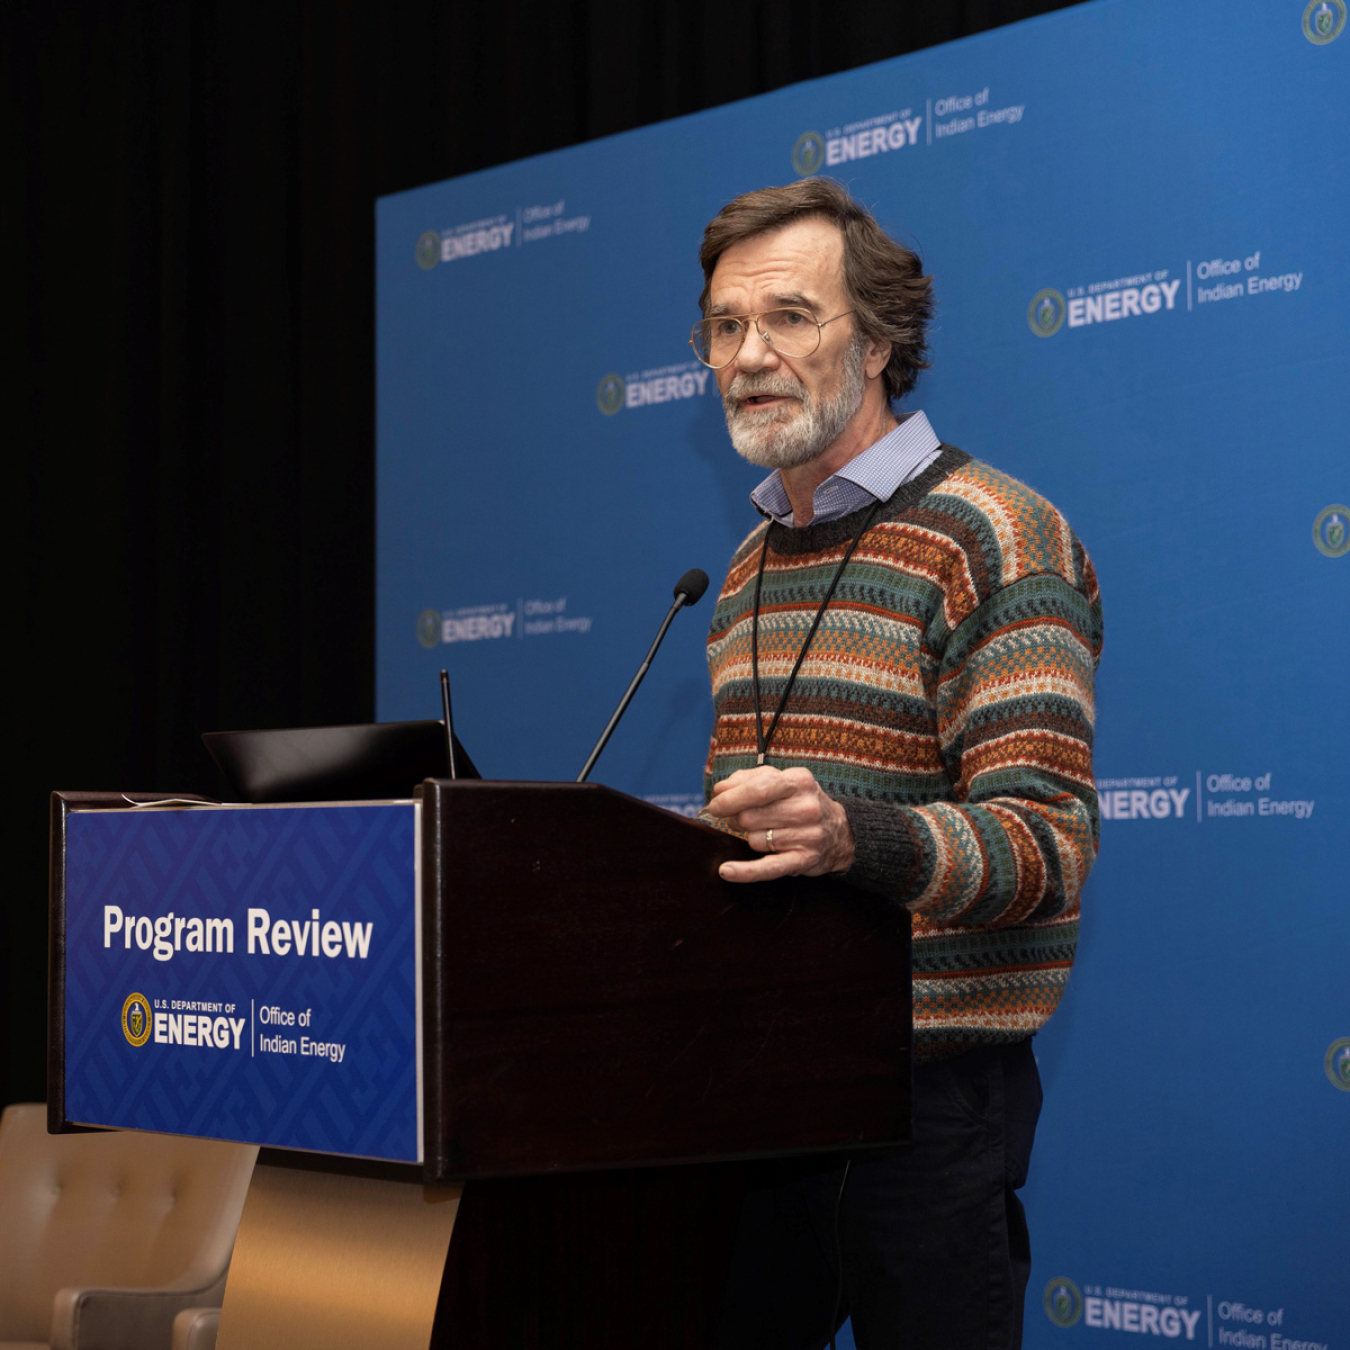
864,335,890,382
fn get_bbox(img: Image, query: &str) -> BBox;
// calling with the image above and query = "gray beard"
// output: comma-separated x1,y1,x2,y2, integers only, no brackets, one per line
722,335,867,470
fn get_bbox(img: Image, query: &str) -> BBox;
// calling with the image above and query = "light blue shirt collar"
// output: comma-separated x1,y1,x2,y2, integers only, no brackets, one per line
749,410,942,528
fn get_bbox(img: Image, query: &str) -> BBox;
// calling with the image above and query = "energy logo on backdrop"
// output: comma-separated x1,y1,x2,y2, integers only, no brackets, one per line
1027,289,1066,337
420,604,516,646
596,374,625,416
418,201,591,268
415,231,440,270
1326,1039,1350,1091
415,215,515,267
1045,1279,1203,1339
1033,250,1304,335
121,992,152,1047
417,598,594,646
417,610,441,648
791,108,924,175
1096,776,1191,821
1303,0,1345,43
792,132,826,176
1312,504,1349,557
1098,770,1316,824
1030,272,1182,336
596,362,712,415
1044,1277,1083,1328
1042,1287,1332,1348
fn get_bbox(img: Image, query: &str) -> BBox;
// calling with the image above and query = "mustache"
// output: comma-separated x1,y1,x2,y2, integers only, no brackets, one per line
724,372,806,406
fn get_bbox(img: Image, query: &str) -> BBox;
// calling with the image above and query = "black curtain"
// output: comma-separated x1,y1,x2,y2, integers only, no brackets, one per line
3,0,1085,1107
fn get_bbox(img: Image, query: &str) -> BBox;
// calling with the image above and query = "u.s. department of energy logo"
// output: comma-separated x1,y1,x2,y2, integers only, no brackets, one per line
121,993,152,1048
415,231,441,270
792,132,826,177
1028,289,1066,337
417,609,442,649
1303,0,1346,42
1313,504,1349,557
1044,1277,1083,1328
1327,1038,1350,1090
596,373,625,416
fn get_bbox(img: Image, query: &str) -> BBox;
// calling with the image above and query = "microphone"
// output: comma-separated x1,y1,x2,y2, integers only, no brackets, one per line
439,669,459,780
673,567,710,606
576,569,710,783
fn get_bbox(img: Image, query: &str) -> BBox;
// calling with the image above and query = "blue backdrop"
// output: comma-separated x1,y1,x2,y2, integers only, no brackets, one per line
376,1,1348,1343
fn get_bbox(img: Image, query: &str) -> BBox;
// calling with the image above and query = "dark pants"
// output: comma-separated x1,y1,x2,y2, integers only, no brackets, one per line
712,1039,1043,1350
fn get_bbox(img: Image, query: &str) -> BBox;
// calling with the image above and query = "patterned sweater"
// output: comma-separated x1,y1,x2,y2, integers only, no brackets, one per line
704,447,1103,1062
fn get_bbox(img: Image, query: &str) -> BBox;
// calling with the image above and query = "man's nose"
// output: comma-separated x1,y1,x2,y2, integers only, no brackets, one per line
732,324,780,375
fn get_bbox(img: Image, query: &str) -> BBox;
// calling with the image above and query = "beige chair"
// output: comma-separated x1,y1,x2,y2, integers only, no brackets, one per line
0,1104,256,1350
170,1307,220,1350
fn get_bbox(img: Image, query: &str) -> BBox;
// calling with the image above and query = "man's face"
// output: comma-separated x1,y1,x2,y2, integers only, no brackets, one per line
707,217,866,470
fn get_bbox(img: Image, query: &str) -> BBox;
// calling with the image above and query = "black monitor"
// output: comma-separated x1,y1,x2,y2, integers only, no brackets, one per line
202,721,480,803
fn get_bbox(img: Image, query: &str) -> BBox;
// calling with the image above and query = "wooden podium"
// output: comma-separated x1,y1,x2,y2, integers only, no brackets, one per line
50,781,911,1348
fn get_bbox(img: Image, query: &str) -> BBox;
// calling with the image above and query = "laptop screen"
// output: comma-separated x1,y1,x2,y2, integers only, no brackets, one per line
202,721,480,803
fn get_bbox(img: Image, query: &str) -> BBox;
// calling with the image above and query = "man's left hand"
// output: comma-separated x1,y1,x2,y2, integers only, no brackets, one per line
702,766,856,883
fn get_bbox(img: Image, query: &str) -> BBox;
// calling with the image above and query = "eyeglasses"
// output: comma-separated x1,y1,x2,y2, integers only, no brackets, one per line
688,307,853,369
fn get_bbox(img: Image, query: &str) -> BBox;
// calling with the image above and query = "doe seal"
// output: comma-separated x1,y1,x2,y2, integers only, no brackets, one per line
792,132,826,177
1303,0,1345,43
1027,289,1066,338
415,231,441,270
1044,1277,1083,1328
121,993,152,1047
1326,1038,1350,1091
596,373,625,416
1313,504,1349,557
417,609,442,649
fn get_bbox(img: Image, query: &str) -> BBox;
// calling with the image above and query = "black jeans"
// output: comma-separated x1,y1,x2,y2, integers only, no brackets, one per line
712,1039,1043,1350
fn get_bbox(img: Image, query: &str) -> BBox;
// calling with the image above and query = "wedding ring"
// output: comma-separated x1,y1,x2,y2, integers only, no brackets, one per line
765,828,776,852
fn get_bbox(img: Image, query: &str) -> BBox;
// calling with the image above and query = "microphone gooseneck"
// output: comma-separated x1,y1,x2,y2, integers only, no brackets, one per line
439,668,458,780
576,568,710,783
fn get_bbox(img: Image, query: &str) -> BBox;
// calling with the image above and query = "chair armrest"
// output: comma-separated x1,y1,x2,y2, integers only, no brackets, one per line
51,1281,224,1350
172,1306,221,1350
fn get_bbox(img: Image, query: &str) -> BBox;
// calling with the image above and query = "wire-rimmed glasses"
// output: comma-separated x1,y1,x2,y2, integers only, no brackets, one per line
688,307,853,369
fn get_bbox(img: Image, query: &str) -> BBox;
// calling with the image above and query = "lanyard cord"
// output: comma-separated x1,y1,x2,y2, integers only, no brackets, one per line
750,498,884,766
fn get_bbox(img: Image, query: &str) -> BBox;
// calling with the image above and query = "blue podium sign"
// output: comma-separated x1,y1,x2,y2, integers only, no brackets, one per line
62,802,421,1163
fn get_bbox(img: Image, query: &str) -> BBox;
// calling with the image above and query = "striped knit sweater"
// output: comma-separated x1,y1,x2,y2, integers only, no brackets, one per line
704,446,1103,1062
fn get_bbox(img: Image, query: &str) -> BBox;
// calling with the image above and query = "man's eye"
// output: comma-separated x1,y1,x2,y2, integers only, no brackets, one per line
779,310,810,326
715,319,744,336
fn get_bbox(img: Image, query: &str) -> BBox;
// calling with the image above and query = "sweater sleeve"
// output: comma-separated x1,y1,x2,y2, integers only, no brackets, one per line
840,569,1102,926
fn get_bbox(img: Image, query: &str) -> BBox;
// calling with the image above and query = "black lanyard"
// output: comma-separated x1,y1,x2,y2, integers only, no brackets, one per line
750,498,884,765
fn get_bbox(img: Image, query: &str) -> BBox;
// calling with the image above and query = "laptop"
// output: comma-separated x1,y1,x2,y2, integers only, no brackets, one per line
202,721,480,803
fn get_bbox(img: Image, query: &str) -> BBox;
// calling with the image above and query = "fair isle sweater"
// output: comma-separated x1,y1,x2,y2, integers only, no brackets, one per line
704,447,1103,1062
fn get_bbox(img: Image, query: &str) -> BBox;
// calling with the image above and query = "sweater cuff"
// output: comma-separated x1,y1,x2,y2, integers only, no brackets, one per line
840,797,922,901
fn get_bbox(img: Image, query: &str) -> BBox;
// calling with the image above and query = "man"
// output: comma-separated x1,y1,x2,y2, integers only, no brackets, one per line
694,179,1103,1349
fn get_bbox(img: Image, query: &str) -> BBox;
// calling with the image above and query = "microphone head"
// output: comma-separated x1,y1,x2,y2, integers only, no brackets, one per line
674,568,710,606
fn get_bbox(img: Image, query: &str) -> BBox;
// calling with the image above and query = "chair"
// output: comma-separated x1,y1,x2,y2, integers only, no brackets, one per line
0,1104,256,1350
170,1308,220,1350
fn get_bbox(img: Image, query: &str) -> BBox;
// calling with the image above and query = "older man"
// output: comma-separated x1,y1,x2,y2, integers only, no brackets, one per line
694,180,1103,1349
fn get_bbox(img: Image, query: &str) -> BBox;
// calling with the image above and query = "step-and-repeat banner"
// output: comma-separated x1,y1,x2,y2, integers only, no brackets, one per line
376,1,1347,1343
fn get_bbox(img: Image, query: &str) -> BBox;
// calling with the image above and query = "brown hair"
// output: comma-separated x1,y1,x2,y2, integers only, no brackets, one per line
698,178,933,403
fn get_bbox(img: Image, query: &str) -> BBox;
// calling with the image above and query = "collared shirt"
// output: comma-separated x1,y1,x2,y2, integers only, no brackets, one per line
749,409,942,527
